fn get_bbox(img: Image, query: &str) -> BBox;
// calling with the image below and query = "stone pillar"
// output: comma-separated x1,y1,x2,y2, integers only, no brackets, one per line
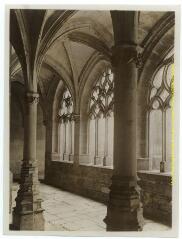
9,170,13,225
104,11,144,231
44,118,53,178
12,92,44,230
63,120,67,160
160,110,166,172
103,117,108,166
137,87,151,170
73,114,80,165
69,119,74,161
52,116,59,154
94,118,98,165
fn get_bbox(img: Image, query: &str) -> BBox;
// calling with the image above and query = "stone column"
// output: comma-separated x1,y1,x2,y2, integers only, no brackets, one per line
52,116,59,154
12,92,44,230
63,119,67,160
104,11,144,231
44,118,53,179
137,89,151,170
73,114,80,165
69,119,73,161
9,170,13,224
103,117,108,166
94,118,98,165
160,110,166,172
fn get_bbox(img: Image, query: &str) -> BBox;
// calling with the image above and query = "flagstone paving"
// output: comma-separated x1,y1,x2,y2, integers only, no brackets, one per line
11,183,170,231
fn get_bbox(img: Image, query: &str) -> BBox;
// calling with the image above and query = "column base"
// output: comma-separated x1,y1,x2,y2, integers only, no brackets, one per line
104,175,144,231
73,154,80,166
12,208,45,231
69,154,74,162
11,162,45,231
94,156,104,165
137,157,151,171
160,161,166,173
103,156,112,167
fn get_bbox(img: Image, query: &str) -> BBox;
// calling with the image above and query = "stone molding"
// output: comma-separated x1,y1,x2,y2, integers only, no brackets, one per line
104,175,144,231
111,44,143,68
58,113,80,123
25,92,39,104
36,10,77,76
72,113,80,123
68,31,111,58
142,12,174,63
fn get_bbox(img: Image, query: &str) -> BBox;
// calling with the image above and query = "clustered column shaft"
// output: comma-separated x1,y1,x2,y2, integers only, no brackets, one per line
12,92,44,230
104,11,144,231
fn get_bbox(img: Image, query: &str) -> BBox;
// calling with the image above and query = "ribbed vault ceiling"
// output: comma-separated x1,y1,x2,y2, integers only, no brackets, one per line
10,10,174,100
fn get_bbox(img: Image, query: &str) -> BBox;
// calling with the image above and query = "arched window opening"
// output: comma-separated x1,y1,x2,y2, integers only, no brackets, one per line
148,52,174,172
58,88,74,162
88,68,114,167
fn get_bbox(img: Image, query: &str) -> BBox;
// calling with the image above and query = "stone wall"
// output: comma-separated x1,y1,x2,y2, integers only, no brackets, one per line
138,171,172,226
45,161,172,226
44,161,112,204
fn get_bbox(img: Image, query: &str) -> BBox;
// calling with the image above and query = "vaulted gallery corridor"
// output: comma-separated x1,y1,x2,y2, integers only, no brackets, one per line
9,8,175,233
11,183,170,231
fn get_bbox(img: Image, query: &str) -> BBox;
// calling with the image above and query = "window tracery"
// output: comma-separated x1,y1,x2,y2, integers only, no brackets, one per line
88,68,114,167
148,50,174,172
149,57,173,112
59,89,73,122
89,68,114,119
58,88,74,162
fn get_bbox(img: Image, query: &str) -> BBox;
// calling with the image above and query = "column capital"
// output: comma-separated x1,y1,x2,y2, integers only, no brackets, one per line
43,119,47,126
72,114,80,123
25,92,39,104
111,44,143,68
58,114,80,123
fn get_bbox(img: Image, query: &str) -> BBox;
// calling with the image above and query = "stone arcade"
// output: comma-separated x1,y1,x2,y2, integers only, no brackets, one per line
9,9,174,231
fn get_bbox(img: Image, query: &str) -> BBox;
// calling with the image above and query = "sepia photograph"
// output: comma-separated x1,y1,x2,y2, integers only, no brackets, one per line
3,4,180,237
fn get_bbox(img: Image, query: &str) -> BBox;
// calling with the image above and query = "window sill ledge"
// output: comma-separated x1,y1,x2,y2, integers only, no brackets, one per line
79,163,113,170
138,170,171,177
51,159,73,164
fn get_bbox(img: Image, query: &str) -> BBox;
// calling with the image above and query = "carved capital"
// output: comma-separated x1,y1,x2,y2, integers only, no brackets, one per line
135,52,143,69
112,44,143,68
58,113,80,123
25,92,39,104
72,114,80,123
43,119,47,126
58,115,68,123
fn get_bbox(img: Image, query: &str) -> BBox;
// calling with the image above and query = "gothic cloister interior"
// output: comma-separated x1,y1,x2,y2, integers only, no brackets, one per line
9,9,175,232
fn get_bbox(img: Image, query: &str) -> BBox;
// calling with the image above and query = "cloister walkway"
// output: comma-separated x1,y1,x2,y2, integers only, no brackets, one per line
11,183,170,231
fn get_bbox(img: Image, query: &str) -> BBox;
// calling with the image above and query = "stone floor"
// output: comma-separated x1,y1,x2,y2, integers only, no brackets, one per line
11,183,170,231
